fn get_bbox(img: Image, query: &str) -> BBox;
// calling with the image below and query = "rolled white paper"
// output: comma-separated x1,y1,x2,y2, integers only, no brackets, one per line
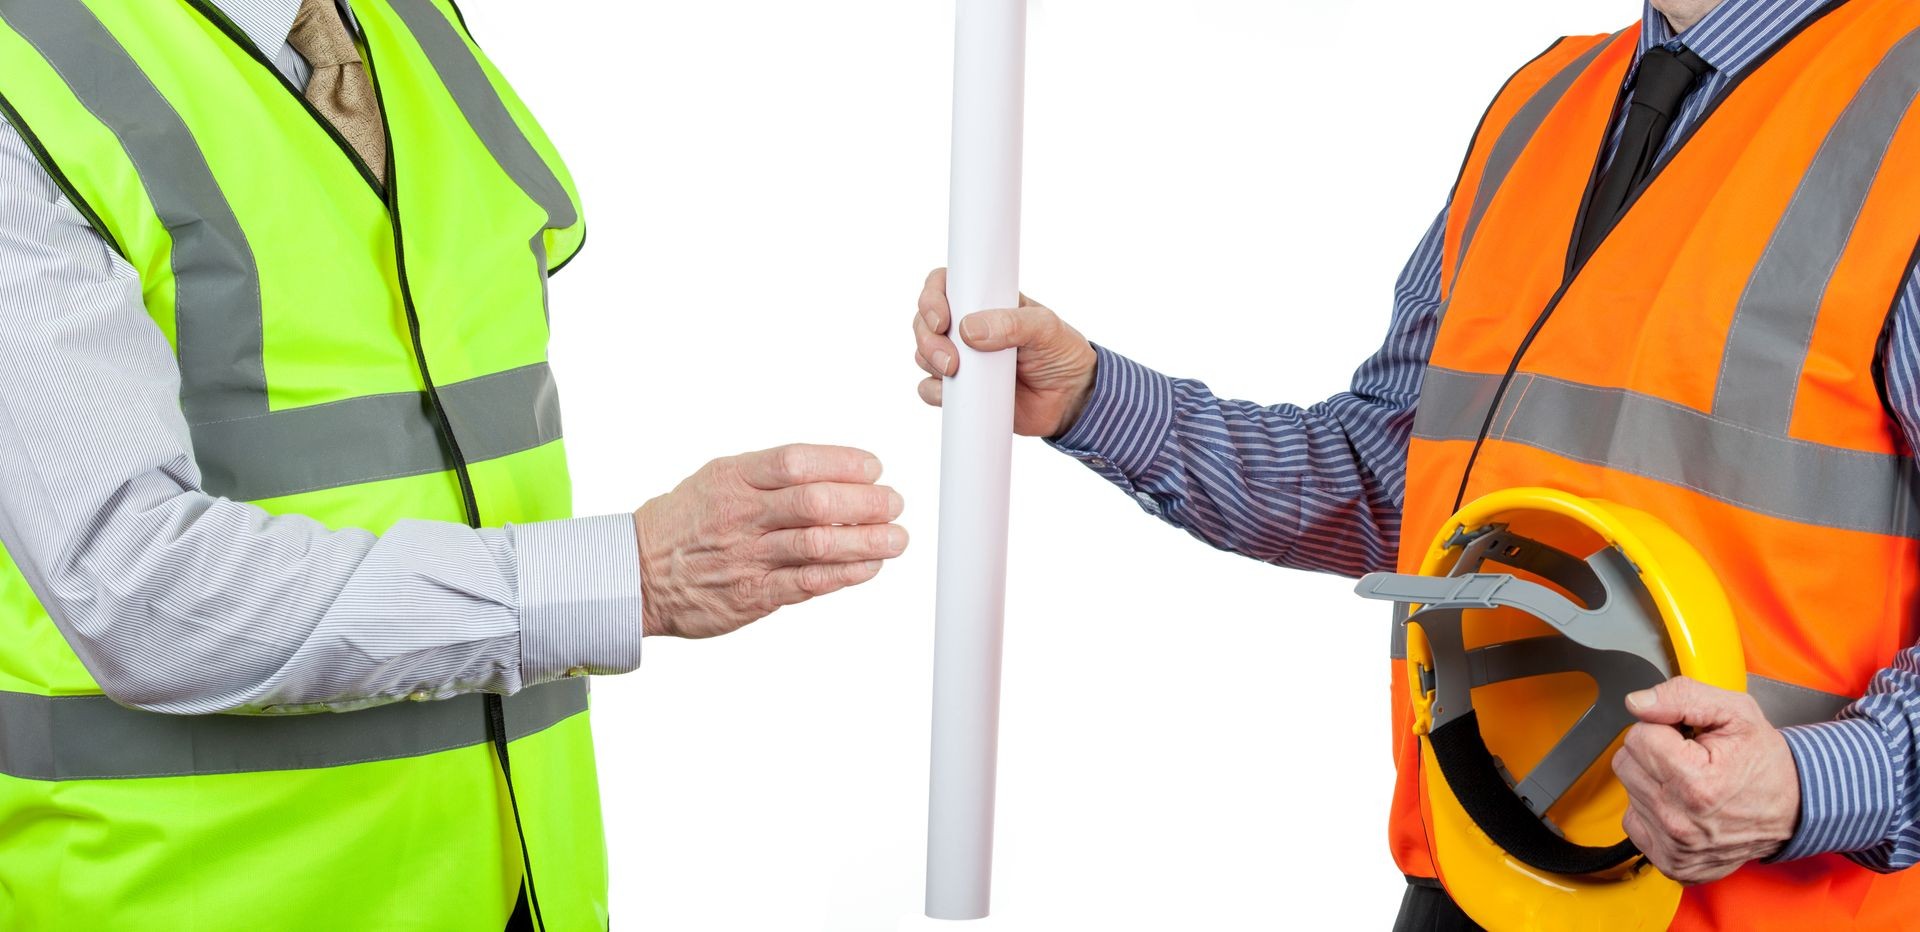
925,0,1025,921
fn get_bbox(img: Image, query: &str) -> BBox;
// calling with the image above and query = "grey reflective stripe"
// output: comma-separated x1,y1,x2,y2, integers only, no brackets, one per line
1415,366,1920,538
197,362,563,502
1713,26,1920,433
385,0,577,232
440,360,564,464
1409,366,1507,451
0,676,587,781
1451,35,1615,287
0,0,265,425
1750,674,1855,727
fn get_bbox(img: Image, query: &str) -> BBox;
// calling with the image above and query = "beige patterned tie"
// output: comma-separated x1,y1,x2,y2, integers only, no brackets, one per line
287,0,387,184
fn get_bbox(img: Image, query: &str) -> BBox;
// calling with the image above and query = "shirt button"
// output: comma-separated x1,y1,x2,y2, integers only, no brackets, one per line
408,689,430,702
566,665,589,678
1089,457,1109,469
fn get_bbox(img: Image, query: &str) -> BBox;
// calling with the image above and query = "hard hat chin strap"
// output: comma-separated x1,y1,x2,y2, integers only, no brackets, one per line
1357,526,1674,877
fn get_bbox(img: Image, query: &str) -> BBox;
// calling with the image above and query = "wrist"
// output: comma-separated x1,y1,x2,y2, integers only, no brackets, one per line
634,505,671,638
1050,344,1101,438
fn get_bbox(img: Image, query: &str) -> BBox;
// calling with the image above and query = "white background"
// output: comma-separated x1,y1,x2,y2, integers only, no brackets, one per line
471,1,1630,928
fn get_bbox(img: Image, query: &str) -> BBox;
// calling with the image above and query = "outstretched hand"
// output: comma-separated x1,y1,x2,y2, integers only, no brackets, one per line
633,444,907,639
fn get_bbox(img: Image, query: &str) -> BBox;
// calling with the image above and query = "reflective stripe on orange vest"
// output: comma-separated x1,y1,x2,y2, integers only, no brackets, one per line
1397,2,1920,926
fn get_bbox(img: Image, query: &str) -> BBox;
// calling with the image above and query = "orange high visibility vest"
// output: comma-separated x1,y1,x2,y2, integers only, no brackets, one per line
1396,1,1920,926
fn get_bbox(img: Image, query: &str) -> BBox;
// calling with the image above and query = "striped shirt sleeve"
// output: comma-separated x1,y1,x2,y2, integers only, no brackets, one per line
1771,266,1920,870
1047,209,1446,578
0,111,641,716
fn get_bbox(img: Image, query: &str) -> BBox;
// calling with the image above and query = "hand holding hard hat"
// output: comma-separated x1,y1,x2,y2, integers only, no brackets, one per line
1355,487,1753,929
1613,676,1801,884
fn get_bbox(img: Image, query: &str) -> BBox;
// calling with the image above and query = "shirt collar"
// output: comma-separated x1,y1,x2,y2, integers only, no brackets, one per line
1635,0,1829,80
212,0,360,55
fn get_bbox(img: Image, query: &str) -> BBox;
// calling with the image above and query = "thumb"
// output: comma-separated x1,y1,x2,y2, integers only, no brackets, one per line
958,306,1058,353
1625,676,1748,732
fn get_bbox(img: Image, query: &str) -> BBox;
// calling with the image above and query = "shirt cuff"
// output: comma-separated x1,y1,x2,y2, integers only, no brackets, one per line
506,512,645,685
1047,344,1176,488
1774,717,1899,861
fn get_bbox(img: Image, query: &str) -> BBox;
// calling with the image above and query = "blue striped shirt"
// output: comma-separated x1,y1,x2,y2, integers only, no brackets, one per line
1052,0,1920,869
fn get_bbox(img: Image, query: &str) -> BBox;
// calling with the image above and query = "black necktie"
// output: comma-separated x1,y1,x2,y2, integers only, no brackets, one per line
1574,45,1710,265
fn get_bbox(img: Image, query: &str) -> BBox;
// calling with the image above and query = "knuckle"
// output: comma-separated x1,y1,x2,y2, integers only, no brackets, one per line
1624,723,1651,754
776,445,810,483
713,493,755,532
1660,811,1700,847
803,485,839,522
799,564,834,595
798,526,836,562
728,576,764,611
1676,776,1717,813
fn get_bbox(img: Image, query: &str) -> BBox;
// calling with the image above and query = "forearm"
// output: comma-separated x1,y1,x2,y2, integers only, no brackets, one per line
1046,210,1445,578
1050,347,1412,576
1775,650,1920,869
0,410,644,716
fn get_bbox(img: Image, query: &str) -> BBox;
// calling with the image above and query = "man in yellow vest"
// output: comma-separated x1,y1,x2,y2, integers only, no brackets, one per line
0,0,905,929
913,0,1920,927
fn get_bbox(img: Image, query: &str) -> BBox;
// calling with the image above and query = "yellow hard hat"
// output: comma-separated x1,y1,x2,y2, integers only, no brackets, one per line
1355,488,1745,931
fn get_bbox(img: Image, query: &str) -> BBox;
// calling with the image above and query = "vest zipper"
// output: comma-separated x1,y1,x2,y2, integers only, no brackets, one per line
358,37,547,932
184,3,548,925
1447,1,1850,513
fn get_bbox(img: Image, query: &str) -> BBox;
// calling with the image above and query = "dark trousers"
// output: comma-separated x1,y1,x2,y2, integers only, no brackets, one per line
1392,879,1483,932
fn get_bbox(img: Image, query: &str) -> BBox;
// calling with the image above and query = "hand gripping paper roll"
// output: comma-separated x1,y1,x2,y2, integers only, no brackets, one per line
925,0,1024,921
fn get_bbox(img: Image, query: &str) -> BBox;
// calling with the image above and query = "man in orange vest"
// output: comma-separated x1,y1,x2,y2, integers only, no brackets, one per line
911,0,1920,927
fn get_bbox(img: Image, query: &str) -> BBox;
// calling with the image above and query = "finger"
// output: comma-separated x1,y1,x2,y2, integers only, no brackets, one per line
1624,801,1678,874
760,482,904,529
734,444,883,490
1622,805,1654,852
919,268,951,334
765,560,885,607
1626,676,1750,732
1623,721,1706,784
918,377,944,407
914,320,959,377
957,305,1062,353
1611,746,1663,804
759,524,908,567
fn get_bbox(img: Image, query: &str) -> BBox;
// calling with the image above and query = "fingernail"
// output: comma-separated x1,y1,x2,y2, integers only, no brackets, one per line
922,307,940,330
888,490,905,515
887,528,906,552
931,350,952,374
864,458,883,481
961,314,992,342
864,560,884,573
1626,689,1655,711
